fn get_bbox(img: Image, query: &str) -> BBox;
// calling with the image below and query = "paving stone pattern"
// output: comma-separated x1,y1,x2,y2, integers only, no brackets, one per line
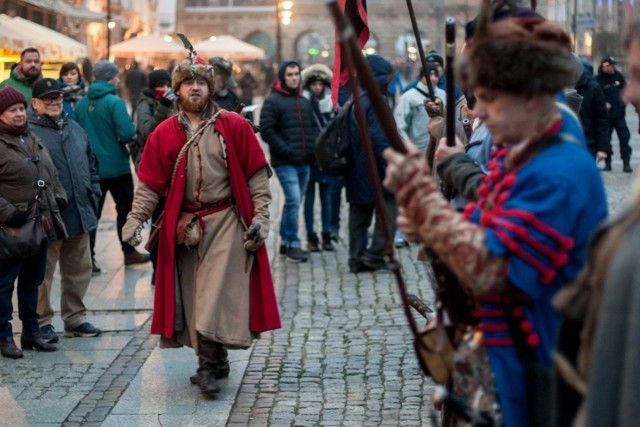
227,242,436,427
0,108,637,426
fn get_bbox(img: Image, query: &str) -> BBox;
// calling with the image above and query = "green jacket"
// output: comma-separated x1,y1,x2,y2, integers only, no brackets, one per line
73,80,136,179
0,64,39,102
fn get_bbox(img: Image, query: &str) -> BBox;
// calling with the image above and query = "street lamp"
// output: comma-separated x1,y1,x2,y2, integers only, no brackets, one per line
276,0,294,65
106,0,112,59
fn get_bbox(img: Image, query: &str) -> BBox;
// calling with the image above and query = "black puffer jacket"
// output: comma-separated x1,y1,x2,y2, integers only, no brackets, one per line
576,72,611,154
596,68,627,119
260,66,319,167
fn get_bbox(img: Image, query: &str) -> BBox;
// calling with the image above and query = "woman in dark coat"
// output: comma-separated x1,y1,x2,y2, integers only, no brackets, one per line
0,86,67,359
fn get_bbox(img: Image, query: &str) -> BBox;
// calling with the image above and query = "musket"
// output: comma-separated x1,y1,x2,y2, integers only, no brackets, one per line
326,0,431,349
445,17,456,147
404,0,436,100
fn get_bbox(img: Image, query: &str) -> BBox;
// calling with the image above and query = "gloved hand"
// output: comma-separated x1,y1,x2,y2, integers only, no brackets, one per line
5,209,28,227
56,197,67,212
424,98,444,118
243,223,264,252
123,219,144,247
159,89,177,106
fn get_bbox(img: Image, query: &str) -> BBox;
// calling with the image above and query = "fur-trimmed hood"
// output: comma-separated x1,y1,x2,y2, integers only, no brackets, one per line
301,63,333,90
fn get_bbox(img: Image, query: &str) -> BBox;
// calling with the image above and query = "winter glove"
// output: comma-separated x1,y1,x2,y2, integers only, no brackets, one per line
243,223,264,252
5,209,28,227
424,98,444,118
56,197,67,212
123,219,144,247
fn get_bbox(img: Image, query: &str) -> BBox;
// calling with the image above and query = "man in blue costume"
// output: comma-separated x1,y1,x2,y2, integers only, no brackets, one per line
383,13,606,427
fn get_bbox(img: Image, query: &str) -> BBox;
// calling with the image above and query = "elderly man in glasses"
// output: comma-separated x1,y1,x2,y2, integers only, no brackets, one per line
28,78,103,342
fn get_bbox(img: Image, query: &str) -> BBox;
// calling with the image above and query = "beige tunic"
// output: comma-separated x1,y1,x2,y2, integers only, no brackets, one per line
172,128,268,350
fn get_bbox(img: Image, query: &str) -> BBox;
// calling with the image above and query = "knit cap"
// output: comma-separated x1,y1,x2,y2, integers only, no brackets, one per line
93,60,120,81
0,86,27,115
148,69,172,90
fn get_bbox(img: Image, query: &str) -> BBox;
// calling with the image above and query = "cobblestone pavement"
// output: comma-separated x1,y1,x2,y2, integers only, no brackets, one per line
0,109,638,426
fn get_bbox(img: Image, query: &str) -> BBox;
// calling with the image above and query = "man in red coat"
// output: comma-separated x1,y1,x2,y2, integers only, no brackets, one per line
123,59,280,398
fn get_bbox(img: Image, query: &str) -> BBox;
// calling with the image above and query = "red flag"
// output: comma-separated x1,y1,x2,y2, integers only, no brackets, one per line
331,0,369,107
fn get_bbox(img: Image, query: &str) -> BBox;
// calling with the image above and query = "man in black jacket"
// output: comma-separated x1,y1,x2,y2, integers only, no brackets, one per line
576,60,611,162
260,60,319,262
597,56,632,172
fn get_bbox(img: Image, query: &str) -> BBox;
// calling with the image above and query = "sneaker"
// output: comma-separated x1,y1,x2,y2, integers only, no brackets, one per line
124,250,151,266
65,322,102,338
286,247,309,262
40,324,59,344
91,257,102,276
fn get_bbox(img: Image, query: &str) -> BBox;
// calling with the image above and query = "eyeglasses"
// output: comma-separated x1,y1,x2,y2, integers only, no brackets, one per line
40,95,63,105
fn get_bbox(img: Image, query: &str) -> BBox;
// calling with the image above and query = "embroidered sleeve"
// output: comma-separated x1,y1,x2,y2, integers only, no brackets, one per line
392,154,508,296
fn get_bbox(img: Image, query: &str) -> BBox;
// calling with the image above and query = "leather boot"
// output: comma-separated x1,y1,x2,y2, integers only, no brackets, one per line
0,337,23,359
21,331,57,352
307,233,320,252
194,336,222,397
603,157,612,171
190,347,228,384
623,160,633,173
322,232,335,251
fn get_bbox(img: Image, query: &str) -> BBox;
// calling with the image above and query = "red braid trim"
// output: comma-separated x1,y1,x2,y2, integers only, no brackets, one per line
482,337,514,346
476,323,509,332
472,308,505,318
491,229,557,284
483,214,570,268
496,208,574,251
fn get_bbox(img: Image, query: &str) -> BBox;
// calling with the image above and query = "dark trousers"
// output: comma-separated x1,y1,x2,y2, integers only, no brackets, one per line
348,195,397,268
0,247,48,338
90,173,136,256
330,177,344,235
609,116,632,161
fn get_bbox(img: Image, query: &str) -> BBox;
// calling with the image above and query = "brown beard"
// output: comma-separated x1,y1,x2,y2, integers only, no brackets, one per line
180,96,208,114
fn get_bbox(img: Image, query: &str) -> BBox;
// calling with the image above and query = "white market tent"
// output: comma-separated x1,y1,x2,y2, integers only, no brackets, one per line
110,35,186,59
0,14,87,60
193,35,265,61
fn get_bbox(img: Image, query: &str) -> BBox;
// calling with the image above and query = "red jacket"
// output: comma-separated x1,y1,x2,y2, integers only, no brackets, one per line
138,112,281,338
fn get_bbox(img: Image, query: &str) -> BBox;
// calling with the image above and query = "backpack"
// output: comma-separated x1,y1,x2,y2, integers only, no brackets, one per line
314,99,355,176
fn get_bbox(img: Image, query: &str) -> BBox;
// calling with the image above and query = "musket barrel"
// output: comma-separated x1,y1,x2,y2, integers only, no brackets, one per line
445,17,456,147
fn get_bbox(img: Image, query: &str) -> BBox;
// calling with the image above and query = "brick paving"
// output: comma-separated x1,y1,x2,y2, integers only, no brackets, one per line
0,109,637,426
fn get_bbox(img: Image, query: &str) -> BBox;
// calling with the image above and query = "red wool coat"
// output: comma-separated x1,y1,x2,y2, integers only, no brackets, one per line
138,112,281,338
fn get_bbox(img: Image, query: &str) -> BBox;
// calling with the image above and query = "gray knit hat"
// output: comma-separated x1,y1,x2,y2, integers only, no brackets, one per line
93,60,120,81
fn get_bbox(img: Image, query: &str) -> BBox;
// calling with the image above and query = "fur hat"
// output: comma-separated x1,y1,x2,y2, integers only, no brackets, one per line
93,60,119,82
171,59,215,96
458,17,578,96
301,63,333,90
0,86,27,115
208,57,237,89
